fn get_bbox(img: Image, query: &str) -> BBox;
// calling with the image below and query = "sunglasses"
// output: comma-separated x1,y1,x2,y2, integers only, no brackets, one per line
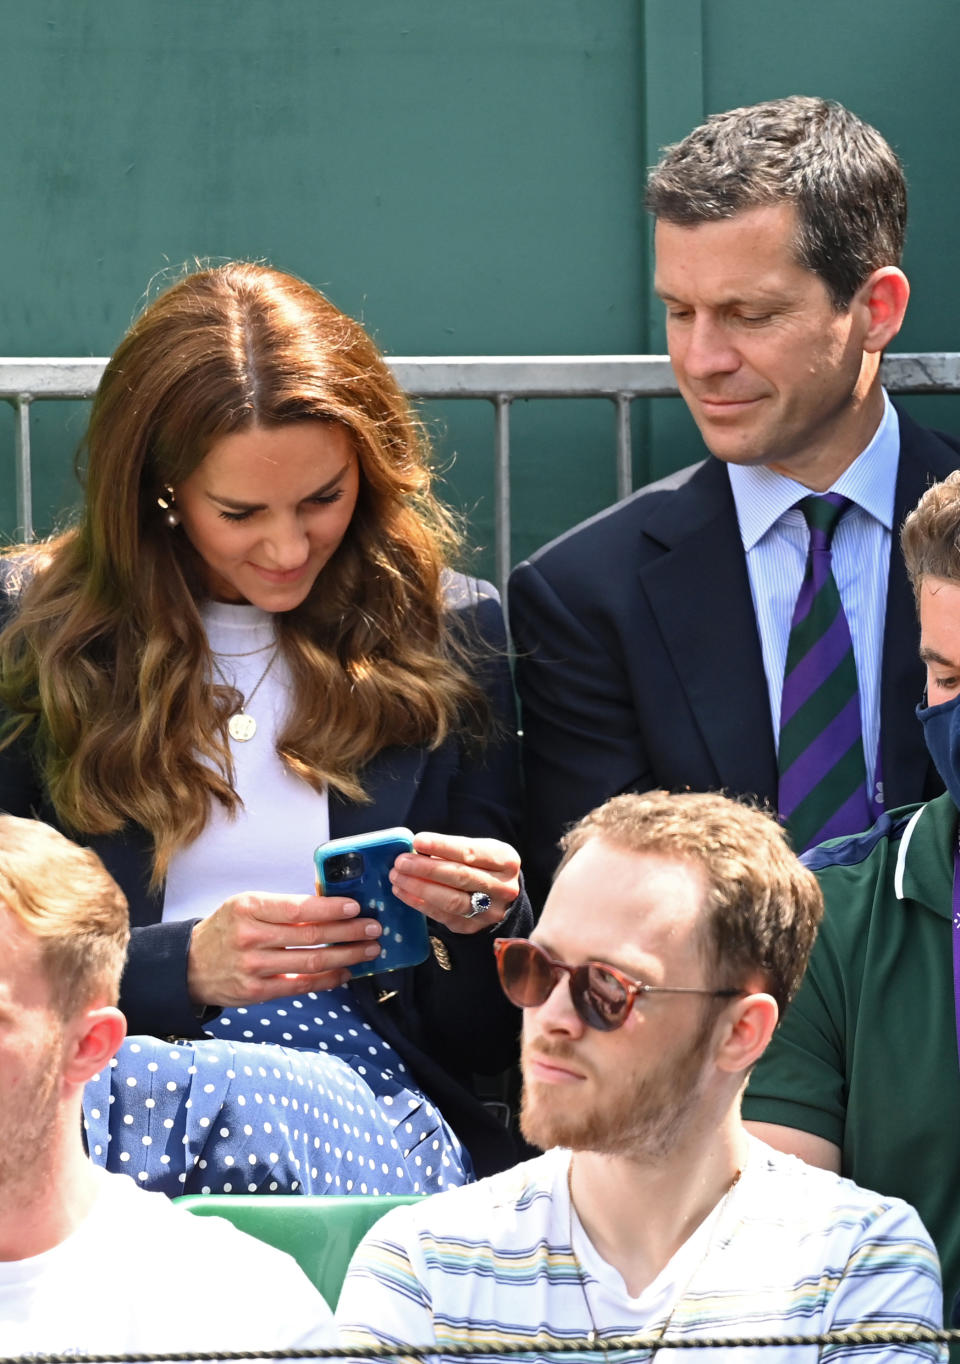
493,937,745,1033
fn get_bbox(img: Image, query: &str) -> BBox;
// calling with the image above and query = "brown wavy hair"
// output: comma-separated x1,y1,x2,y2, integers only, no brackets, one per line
0,262,489,882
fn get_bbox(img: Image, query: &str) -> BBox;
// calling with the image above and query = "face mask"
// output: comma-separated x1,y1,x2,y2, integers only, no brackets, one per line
917,688,960,809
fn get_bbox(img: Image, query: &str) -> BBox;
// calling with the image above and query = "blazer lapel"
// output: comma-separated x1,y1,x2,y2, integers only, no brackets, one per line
637,460,779,805
328,745,428,839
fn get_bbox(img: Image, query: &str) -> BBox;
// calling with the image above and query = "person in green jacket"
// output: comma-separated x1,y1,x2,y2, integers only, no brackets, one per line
744,467,960,1335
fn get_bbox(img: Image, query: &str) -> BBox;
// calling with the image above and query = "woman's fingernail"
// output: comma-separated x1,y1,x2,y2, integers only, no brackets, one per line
364,921,382,937
363,943,381,958
342,901,360,916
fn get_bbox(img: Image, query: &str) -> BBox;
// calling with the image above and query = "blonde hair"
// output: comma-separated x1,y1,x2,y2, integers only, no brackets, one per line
901,468,960,601
0,815,129,1015
559,790,823,1015
0,263,489,883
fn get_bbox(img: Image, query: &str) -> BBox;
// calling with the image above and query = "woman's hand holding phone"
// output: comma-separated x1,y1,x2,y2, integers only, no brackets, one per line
389,832,521,933
186,892,383,1008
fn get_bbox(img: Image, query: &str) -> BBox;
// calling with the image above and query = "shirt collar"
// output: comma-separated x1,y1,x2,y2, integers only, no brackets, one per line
728,390,900,551
894,790,958,919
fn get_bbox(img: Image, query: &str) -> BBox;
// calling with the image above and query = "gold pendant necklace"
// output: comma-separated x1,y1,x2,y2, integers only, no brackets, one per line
211,645,279,743
566,1158,742,1353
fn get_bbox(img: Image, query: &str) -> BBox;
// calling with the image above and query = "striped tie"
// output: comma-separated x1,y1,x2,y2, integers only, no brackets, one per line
778,494,871,852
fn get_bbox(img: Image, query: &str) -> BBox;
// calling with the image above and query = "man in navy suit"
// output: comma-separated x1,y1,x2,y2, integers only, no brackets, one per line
510,96,960,908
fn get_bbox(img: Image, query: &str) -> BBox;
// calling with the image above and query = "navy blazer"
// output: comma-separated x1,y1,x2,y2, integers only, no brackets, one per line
0,572,528,1176
509,409,960,909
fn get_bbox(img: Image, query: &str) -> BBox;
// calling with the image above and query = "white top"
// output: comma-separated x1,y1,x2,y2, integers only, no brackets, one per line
163,600,331,922
0,1167,336,1354
338,1138,945,1363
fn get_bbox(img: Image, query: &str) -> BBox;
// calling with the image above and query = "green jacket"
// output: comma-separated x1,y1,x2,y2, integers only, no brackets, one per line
745,793,958,1327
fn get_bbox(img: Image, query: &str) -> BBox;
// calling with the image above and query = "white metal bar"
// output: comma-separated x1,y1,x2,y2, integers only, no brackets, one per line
0,353,959,399
493,396,512,606
0,359,109,399
391,356,679,398
615,394,633,500
14,396,33,541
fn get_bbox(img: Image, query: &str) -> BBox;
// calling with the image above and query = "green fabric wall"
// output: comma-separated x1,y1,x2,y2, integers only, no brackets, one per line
1,0,957,574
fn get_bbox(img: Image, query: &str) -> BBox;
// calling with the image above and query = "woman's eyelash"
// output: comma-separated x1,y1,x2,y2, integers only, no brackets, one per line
216,491,344,523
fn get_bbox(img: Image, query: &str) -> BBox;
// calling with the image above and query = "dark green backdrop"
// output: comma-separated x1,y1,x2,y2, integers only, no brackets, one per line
1,0,957,574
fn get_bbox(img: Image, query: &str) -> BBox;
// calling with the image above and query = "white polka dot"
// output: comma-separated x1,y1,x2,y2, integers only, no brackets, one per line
125,1076,137,1088
141,1135,152,1146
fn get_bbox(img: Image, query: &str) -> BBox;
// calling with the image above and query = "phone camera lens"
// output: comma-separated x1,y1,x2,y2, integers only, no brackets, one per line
324,851,365,883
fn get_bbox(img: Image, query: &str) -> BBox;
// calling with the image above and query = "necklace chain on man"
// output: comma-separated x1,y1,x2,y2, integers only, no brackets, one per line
566,1158,742,1353
210,645,280,742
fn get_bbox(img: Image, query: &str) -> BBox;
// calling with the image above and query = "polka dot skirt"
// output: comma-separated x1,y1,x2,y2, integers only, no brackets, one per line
82,987,472,1197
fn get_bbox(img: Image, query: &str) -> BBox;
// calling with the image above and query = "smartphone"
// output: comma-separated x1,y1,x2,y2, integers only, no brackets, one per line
314,826,430,978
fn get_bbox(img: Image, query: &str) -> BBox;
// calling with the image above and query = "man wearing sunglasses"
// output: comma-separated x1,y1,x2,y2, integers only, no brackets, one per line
338,791,943,1360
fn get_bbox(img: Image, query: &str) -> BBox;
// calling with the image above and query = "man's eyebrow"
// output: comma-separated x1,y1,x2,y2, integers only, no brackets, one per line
919,646,959,667
207,464,351,512
654,286,790,307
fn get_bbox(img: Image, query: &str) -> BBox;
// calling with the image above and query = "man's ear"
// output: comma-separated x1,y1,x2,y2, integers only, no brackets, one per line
63,1005,126,1086
714,992,779,1075
857,266,910,353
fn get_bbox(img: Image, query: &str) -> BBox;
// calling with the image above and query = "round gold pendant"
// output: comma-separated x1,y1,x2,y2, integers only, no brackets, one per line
228,711,257,742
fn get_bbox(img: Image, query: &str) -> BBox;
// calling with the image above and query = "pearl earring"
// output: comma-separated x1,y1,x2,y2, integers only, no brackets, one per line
157,487,180,528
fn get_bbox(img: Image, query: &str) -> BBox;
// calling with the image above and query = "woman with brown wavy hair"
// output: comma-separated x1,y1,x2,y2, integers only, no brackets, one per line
0,261,530,1193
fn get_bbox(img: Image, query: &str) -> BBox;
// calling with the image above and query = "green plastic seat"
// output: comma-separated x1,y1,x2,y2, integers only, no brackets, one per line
176,1192,422,1307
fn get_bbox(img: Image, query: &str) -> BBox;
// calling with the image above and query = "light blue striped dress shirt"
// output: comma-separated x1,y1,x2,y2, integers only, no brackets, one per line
727,391,899,804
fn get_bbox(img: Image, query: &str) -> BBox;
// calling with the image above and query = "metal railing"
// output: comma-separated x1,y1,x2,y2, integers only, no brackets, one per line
3,353,960,598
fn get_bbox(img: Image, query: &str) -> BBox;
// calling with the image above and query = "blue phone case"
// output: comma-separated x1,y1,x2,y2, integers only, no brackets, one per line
314,826,430,978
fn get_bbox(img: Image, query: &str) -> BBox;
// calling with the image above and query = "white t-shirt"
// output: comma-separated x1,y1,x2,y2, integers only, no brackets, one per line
338,1139,946,1363
163,600,331,923
0,1167,336,1356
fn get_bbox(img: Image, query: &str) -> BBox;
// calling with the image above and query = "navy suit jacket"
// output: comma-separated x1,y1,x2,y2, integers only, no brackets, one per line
0,573,528,1176
509,409,960,909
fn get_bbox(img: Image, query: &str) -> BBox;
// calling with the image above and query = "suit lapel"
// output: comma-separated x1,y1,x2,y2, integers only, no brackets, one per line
638,460,779,805
328,745,427,839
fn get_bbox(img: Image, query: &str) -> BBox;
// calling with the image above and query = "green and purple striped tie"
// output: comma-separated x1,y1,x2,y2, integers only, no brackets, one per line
778,493,871,852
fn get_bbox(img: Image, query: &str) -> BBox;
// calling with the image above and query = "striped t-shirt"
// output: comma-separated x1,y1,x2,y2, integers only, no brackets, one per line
337,1138,945,1363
